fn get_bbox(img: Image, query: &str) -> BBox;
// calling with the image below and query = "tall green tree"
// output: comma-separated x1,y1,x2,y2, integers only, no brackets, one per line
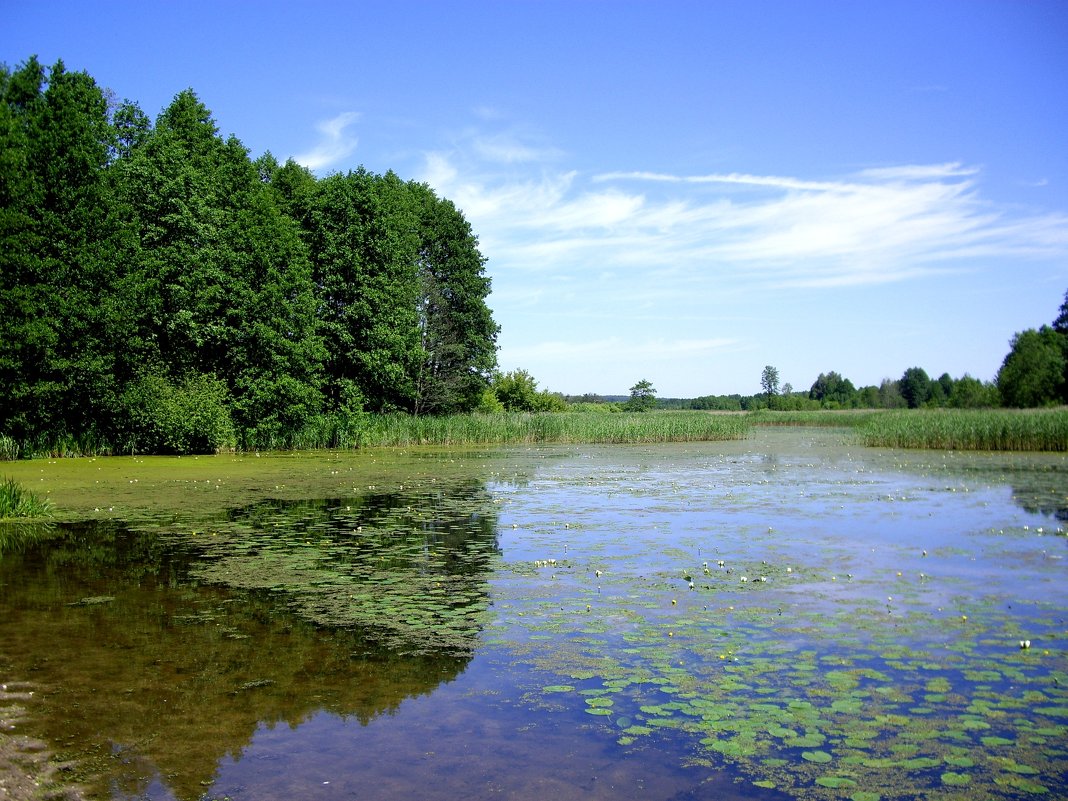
303,169,422,413
760,365,780,404
996,326,1067,407
409,182,498,414
899,367,931,409
809,371,857,407
625,379,657,412
0,58,126,446
1053,288,1068,336
115,90,324,447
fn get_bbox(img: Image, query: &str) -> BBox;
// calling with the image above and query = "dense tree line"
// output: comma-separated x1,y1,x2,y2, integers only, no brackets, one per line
1,57,497,454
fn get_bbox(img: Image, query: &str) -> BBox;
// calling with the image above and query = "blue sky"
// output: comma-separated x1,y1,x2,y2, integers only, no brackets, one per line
6,1,1068,397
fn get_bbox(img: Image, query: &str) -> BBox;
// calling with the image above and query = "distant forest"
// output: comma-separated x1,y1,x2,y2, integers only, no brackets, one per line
3,57,1065,457
1,57,498,454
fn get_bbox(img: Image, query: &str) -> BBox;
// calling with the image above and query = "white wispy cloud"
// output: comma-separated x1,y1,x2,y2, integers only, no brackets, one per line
506,337,737,363
421,145,1068,293
292,111,360,171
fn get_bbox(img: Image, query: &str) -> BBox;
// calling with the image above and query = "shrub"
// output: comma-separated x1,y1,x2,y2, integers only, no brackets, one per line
123,373,236,454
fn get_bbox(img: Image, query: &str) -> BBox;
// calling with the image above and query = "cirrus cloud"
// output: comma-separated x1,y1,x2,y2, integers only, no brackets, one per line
292,111,360,171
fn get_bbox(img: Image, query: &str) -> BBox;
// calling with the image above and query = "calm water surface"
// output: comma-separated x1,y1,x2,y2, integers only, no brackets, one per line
1,429,1065,800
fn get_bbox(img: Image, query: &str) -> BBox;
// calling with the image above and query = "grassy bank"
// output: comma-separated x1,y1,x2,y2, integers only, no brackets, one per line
359,411,751,446
858,408,1068,451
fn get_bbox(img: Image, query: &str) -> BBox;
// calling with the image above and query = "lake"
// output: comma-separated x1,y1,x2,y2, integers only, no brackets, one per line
1,428,1065,800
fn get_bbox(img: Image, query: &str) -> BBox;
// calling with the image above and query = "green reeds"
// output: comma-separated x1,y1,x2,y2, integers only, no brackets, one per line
859,408,1068,451
358,411,751,447
0,477,54,519
747,409,882,428
0,434,18,461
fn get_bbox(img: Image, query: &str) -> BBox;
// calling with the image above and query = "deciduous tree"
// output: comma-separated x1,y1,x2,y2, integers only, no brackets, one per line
760,366,780,403
996,327,1067,407
626,379,657,412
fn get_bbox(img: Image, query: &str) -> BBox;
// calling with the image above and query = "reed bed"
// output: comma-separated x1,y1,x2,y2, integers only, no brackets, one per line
360,411,751,447
860,408,1068,451
747,409,883,428
0,477,54,519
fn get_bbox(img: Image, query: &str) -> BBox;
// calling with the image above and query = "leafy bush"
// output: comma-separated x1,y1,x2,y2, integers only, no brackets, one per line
123,373,236,454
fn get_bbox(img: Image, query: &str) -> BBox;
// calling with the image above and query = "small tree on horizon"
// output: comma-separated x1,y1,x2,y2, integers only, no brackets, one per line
760,365,780,404
626,379,657,412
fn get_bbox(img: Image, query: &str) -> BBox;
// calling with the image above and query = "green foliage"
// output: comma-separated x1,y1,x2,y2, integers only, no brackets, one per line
357,411,750,446
0,57,499,454
1053,288,1068,336
625,379,657,412
123,373,236,454
491,369,542,412
0,477,53,519
0,435,18,461
899,367,931,409
809,371,857,408
410,183,498,414
861,408,1068,451
685,394,743,411
564,402,624,413
475,387,505,414
748,409,880,428
996,326,1067,408
770,393,821,411
947,374,999,408
760,365,780,400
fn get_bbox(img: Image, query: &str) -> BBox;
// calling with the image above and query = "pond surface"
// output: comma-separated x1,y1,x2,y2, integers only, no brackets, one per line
1,429,1066,800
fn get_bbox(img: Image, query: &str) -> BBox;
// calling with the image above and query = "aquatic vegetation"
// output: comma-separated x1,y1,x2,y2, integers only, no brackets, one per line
1,429,1065,801
359,410,751,446
188,486,503,656
860,408,1068,451
0,477,54,519
486,432,1068,800
748,409,881,428
0,477,55,554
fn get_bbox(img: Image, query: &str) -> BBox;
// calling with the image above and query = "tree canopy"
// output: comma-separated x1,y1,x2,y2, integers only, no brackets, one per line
0,58,498,454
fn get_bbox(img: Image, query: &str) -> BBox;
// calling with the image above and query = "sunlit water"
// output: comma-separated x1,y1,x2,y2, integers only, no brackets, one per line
1,429,1065,800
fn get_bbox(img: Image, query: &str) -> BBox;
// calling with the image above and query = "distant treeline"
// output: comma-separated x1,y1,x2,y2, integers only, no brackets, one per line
1,57,498,455
573,292,1068,413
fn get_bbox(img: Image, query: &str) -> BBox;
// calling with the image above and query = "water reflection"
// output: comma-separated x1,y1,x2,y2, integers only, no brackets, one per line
2,435,1066,801
0,479,502,800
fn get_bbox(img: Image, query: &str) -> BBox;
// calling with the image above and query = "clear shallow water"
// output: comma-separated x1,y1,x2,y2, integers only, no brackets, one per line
1,429,1065,800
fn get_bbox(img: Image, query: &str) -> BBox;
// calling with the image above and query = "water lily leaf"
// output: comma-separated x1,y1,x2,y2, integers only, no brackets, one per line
942,771,971,786
817,776,858,789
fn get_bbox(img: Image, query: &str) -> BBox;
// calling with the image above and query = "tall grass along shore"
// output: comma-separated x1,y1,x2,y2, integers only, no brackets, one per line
858,408,1068,452
358,411,751,447
0,478,54,519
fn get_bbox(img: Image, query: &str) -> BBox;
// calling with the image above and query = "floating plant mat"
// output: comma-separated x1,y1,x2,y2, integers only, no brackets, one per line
482,434,1068,800
183,479,506,656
